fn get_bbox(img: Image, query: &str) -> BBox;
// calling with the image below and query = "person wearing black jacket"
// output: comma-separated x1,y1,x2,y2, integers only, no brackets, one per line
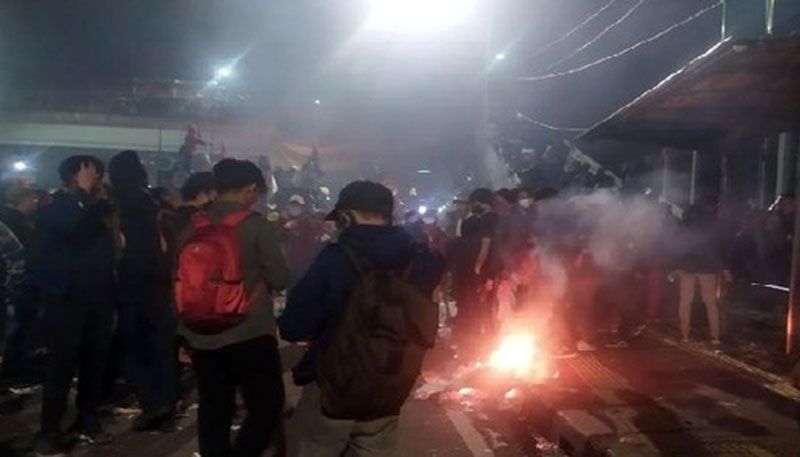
34,156,116,456
108,150,177,431
279,181,444,457
0,183,41,385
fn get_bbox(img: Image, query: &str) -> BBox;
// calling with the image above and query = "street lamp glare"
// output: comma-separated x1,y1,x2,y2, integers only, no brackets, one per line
216,66,233,79
495,53,506,60
12,161,28,172
366,0,478,32
314,99,321,105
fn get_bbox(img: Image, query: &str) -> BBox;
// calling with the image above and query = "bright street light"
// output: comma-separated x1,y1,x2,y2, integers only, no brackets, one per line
314,99,321,105
366,0,478,32
216,66,233,79
12,161,28,171
495,53,506,60
418,205,428,215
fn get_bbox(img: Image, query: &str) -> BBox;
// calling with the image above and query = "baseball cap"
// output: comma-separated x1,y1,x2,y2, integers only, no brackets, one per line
325,181,394,221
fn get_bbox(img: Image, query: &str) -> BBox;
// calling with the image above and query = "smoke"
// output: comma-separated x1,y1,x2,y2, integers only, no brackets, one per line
483,145,517,189
530,189,674,299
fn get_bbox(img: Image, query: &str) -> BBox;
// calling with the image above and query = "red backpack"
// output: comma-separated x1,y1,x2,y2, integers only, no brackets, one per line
175,210,254,334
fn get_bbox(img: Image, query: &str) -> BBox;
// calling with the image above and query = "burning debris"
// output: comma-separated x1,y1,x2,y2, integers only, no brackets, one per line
488,333,549,381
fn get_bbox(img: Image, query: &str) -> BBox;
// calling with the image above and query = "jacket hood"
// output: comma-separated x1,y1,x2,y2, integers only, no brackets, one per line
338,225,416,269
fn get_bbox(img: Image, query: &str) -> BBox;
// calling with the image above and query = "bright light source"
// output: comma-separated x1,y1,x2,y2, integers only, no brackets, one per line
314,99,321,105
417,169,431,174
216,66,233,79
12,161,28,172
489,332,548,380
367,0,478,32
495,53,506,60
418,205,428,215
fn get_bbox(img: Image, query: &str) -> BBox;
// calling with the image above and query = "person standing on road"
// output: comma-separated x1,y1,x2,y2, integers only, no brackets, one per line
109,150,179,431
450,188,500,355
280,181,444,457
0,183,41,386
673,197,732,345
34,156,117,455
178,159,288,457
283,194,323,286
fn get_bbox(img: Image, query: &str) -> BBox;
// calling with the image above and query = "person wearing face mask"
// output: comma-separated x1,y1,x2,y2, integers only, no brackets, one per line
449,188,500,357
284,194,324,286
280,181,444,457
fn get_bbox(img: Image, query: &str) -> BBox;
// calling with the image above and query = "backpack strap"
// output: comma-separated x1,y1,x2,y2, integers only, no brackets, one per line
339,243,369,276
402,244,425,280
190,212,212,229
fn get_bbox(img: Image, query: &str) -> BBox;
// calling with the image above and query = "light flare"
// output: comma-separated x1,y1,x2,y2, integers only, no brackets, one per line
489,332,548,380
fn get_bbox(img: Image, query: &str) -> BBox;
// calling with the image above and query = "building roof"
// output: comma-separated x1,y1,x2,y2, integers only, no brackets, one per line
582,36,800,149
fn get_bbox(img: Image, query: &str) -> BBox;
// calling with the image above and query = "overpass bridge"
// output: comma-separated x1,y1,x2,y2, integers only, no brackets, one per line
0,111,186,153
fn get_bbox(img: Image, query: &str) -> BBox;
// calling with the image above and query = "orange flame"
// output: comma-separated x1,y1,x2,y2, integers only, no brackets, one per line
488,332,548,380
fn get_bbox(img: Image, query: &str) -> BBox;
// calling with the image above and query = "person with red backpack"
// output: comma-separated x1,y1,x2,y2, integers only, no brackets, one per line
176,159,288,457
279,181,444,457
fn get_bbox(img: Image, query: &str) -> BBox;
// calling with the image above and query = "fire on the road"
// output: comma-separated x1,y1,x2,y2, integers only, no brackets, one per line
488,332,549,381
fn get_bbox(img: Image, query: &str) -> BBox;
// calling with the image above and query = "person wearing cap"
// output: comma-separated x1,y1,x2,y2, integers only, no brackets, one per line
444,196,470,239
449,188,500,356
283,194,323,285
179,159,288,457
279,181,445,457
0,183,41,386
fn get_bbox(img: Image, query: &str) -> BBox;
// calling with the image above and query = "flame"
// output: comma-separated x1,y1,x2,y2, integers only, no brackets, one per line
488,332,548,380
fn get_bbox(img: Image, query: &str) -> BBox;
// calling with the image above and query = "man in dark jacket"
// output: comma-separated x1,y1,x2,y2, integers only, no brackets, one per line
34,156,116,455
279,181,444,457
179,159,288,457
0,183,41,384
108,150,178,431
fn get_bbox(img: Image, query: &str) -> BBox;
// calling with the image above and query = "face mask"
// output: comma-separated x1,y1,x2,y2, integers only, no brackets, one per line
519,198,533,209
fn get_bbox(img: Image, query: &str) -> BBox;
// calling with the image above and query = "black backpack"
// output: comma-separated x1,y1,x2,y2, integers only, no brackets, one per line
316,244,438,420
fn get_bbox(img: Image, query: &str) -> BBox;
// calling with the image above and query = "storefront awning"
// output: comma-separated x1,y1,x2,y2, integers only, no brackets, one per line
582,37,800,149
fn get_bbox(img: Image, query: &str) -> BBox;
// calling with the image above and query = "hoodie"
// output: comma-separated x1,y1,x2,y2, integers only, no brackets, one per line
279,224,445,386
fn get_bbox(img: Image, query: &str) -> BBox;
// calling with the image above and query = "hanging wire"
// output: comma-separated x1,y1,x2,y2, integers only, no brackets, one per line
543,0,647,72
530,0,621,60
516,112,589,132
516,0,724,82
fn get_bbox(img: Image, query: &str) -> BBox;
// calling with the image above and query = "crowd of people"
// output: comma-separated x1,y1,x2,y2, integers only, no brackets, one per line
0,148,796,457
0,150,446,457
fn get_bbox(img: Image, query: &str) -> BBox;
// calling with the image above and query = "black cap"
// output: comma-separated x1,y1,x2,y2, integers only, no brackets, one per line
326,181,394,221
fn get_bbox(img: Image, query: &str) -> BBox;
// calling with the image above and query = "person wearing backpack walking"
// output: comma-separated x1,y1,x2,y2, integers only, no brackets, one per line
279,181,445,457
176,159,288,457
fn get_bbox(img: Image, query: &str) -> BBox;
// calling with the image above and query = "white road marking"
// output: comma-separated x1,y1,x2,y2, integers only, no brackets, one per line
444,408,494,456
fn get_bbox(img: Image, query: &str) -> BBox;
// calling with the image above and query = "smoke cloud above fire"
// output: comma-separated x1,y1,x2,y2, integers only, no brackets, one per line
531,189,675,299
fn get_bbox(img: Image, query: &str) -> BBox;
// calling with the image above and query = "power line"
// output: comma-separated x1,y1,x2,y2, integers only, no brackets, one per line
516,0,723,82
544,0,646,72
530,0,621,60
516,112,589,132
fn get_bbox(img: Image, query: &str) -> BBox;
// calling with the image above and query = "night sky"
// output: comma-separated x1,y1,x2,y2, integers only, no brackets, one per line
1,0,796,183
